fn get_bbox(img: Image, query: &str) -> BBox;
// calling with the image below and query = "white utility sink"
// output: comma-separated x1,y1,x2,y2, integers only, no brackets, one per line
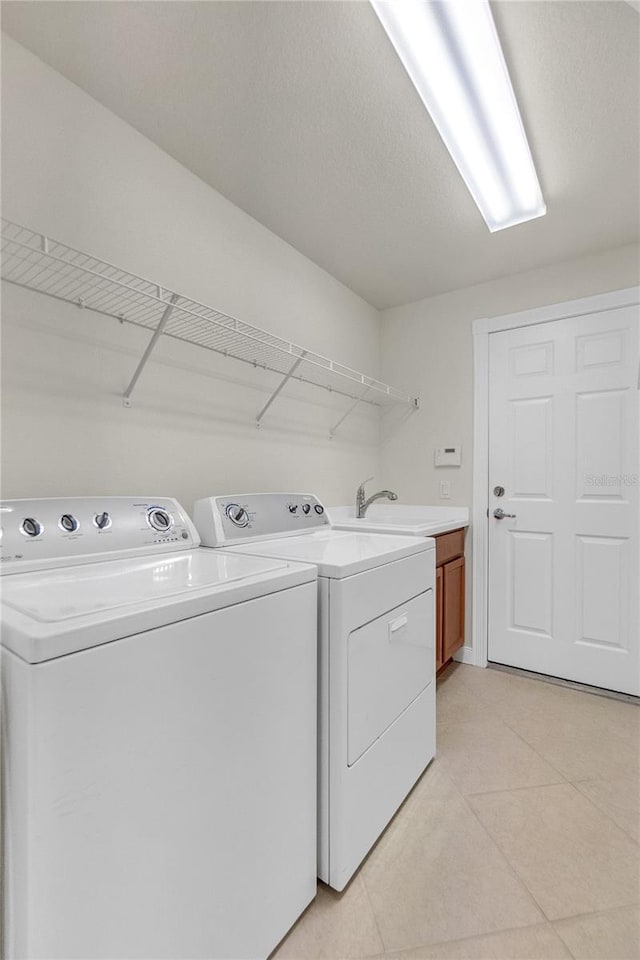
328,504,469,537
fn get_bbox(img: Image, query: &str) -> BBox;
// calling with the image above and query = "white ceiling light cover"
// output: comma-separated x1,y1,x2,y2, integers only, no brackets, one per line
371,0,546,231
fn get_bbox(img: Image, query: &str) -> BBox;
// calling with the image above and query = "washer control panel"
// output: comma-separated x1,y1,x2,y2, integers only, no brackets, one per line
0,497,199,574
193,493,330,547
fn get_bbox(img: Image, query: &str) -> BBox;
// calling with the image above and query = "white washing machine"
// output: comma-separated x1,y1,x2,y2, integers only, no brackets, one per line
0,497,317,960
193,493,436,892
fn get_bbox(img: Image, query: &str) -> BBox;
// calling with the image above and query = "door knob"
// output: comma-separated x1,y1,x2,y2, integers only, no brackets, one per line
493,508,516,519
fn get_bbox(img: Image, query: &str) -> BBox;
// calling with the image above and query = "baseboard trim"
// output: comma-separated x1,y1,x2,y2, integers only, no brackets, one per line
453,645,478,666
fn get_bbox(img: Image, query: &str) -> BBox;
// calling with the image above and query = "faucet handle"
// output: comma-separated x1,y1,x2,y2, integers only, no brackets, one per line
358,476,374,490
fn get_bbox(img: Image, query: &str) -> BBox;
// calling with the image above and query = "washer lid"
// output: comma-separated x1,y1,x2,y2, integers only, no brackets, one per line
221,529,433,579
1,549,316,663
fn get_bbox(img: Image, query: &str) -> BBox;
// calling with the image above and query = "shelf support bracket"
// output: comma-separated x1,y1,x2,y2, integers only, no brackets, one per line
329,385,371,439
256,352,307,426
122,293,179,406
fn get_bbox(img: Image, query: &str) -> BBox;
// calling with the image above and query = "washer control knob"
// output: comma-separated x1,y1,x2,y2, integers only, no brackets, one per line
21,517,42,538
302,503,311,515
288,504,298,514
148,508,173,533
59,513,79,533
94,512,111,530
225,504,249,528
314,504,325,515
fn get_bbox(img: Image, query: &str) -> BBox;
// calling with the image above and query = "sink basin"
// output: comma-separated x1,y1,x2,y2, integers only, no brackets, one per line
348,517,442,527
327,505,469,537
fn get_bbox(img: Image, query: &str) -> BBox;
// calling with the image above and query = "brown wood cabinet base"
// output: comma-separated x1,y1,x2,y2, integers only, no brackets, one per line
434,528,466,673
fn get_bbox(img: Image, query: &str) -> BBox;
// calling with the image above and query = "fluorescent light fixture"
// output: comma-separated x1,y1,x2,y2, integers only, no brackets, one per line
371,0,546,231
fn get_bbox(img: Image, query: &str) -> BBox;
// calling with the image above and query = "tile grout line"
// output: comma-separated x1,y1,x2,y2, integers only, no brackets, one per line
498,711,572,784
467,780,640,923
550,903,640,960
461,785,556,925
362,760,547,956
457,671,640,922
442,672,567,776
498,705,639,788
552,902,640,925
437,706,568,796
438,671,564,924
380,921,570,959
570,780,640,850
438,671,638,953
487,680,640,848
463,778,570,800
358,873,387,960
551,924,581,960
370,669,637,958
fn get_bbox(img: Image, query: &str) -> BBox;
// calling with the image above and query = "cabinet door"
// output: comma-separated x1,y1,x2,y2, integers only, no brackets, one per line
443,556,465,663
435,565,444,672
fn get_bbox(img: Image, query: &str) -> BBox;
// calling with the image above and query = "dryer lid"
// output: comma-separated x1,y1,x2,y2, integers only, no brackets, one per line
221,528,433,579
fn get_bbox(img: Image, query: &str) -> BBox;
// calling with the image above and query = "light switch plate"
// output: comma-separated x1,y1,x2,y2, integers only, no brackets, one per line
434,445,461,467
439,480,451,499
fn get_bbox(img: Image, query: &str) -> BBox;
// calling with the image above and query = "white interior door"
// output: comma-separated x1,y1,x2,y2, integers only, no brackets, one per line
487,305,639,695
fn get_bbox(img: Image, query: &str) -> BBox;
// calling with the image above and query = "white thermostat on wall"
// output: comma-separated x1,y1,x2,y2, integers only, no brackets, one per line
434,445,461,467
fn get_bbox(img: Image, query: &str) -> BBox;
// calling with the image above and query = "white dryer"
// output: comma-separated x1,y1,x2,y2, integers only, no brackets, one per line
1,497,317,960
193,493,436,892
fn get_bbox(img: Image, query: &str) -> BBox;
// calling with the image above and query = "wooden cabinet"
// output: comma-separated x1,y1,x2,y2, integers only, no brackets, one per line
435,566,444,672
434,528,465,671
442,555,465,663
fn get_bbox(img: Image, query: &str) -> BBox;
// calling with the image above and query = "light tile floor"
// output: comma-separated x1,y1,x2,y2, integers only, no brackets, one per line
273,663,640,960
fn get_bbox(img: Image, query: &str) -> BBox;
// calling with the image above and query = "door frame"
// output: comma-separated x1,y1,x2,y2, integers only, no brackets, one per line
471,286,640,668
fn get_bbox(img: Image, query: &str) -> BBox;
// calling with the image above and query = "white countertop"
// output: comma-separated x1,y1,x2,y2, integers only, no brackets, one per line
327,504,469,537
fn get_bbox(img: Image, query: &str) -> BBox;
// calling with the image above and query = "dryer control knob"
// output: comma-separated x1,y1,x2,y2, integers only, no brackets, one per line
148,508,173,533
288,504,298,514
94,512,111,530
21,517,42,538
59,513,79,533
225,504,249,528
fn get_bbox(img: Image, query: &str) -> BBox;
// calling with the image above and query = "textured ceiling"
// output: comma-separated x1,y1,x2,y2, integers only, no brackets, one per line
2,1,639,309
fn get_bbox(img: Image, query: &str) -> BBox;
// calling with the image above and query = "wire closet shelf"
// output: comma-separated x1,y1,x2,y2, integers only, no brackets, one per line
1,219,419,431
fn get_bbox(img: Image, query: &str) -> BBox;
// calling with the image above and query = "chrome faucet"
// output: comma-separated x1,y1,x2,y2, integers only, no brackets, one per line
355,477,399,519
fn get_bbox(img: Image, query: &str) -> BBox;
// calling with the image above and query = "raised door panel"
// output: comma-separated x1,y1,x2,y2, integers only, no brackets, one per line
443,556,465,663
435,565,443,672
576,536,629,652
576,390,627,501
511,397,553,499
508,531,553,638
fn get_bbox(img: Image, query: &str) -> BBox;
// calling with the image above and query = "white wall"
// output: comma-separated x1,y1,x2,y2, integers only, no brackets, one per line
379,245,640,657
1,34,382,510
3,33,638,559
380,244,640,505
